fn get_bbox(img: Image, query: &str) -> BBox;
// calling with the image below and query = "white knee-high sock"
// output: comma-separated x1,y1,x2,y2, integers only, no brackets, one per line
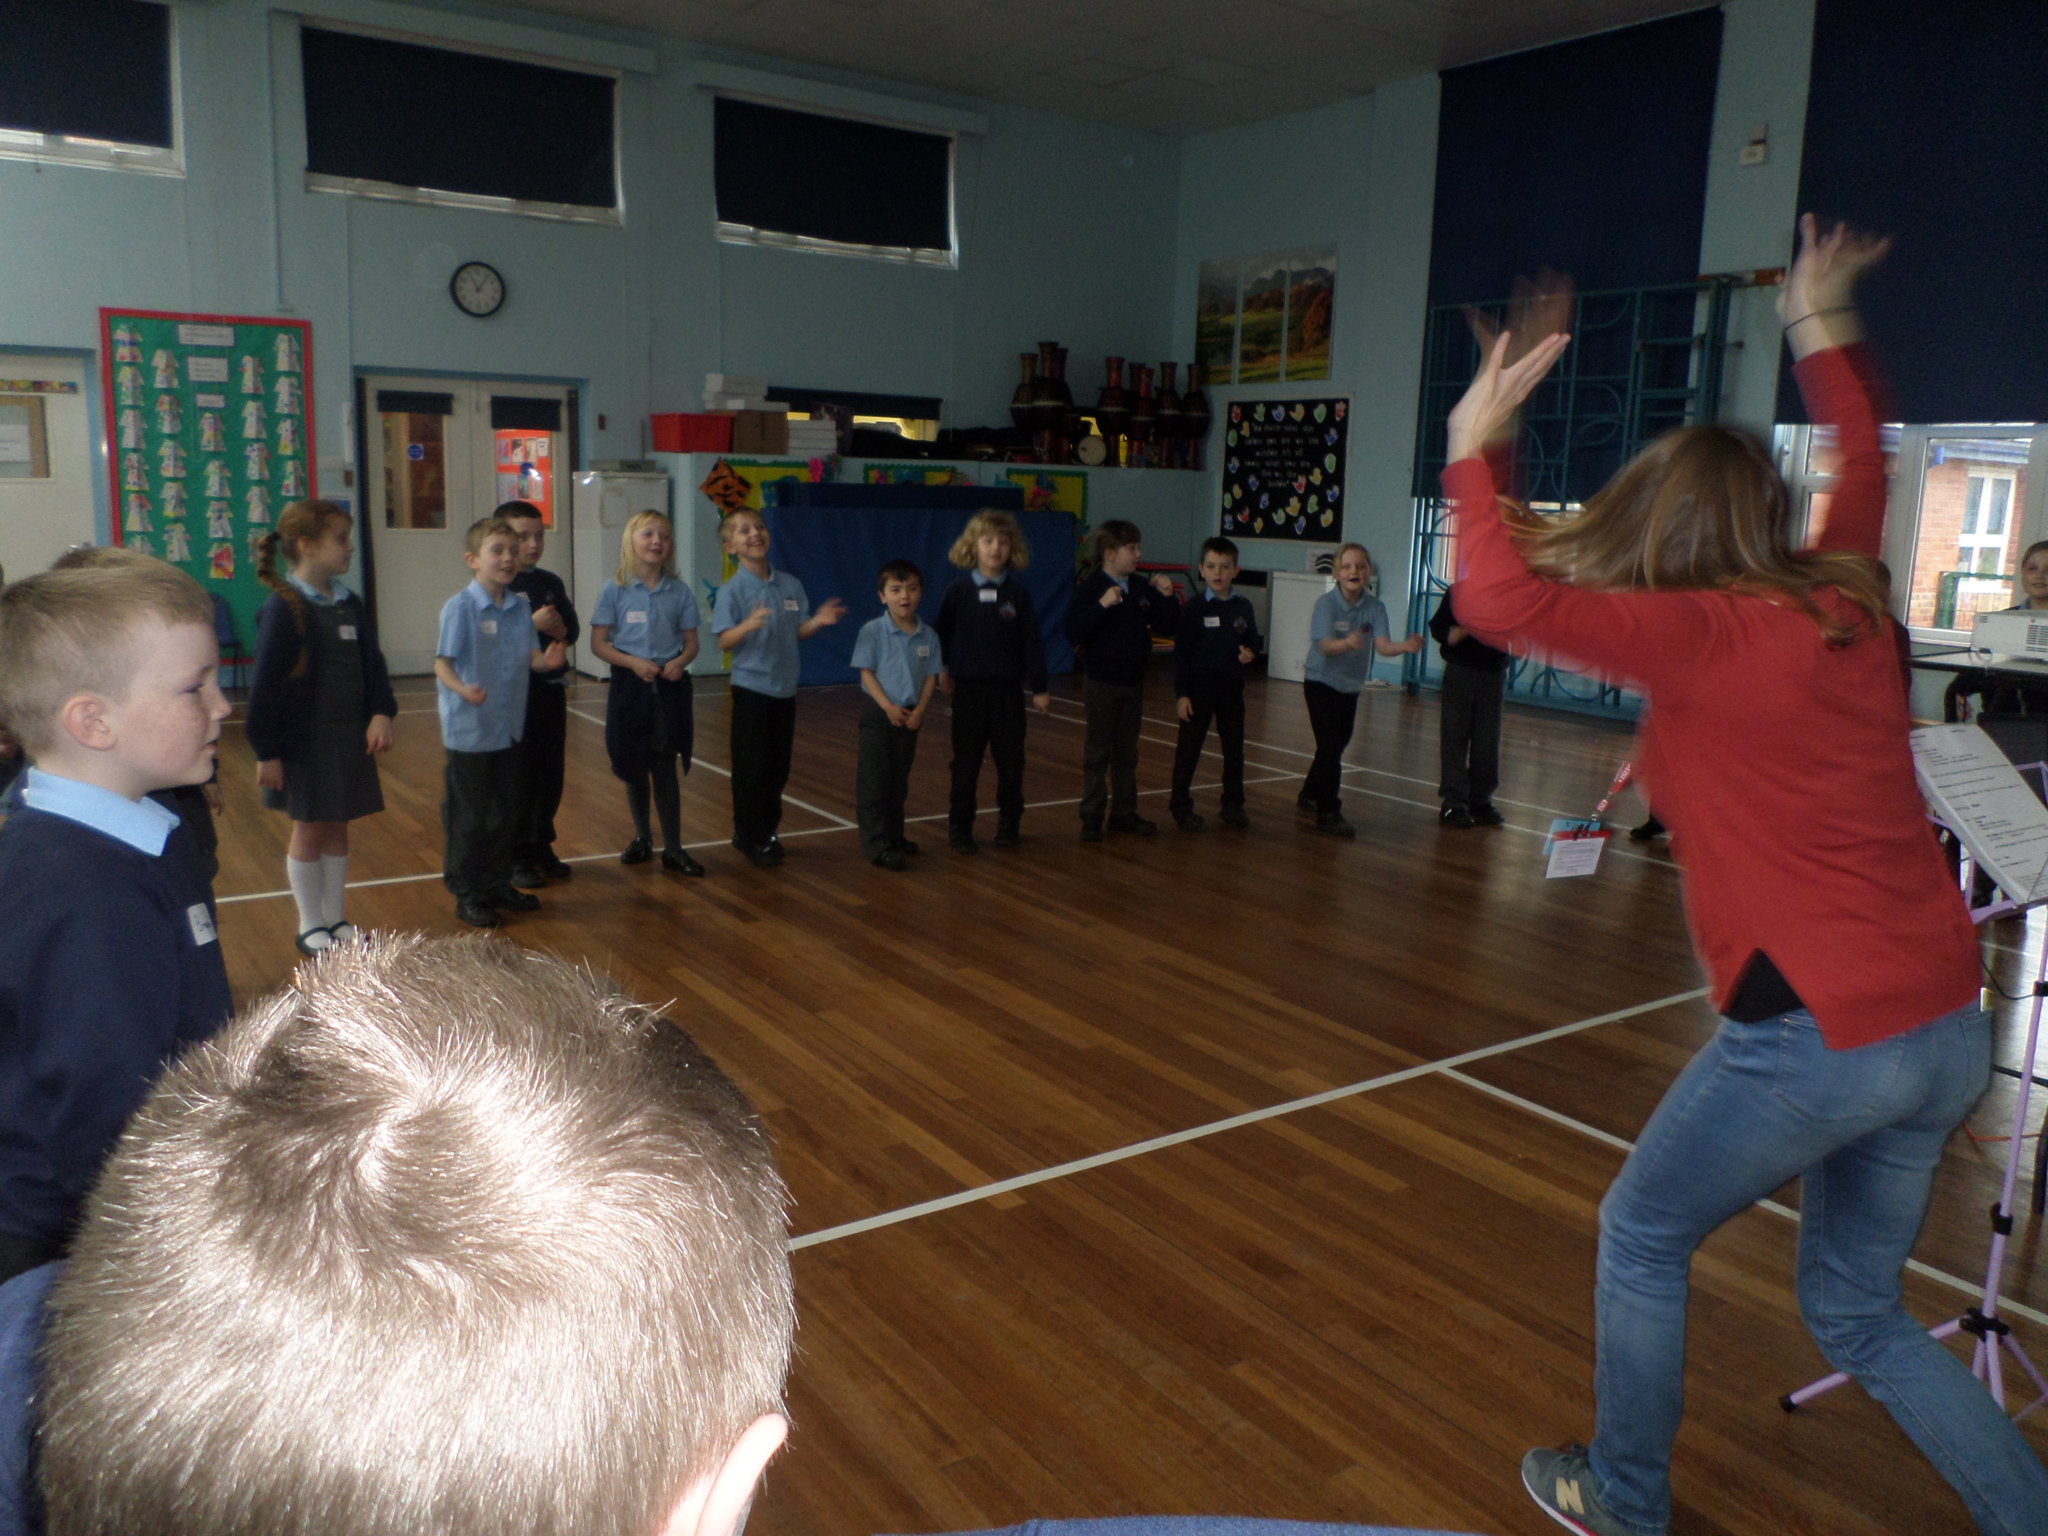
287,856,325,935
319,854,350,930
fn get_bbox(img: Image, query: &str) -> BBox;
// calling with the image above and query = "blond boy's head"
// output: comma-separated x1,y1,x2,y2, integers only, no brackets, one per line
41,933,795,1536
0,558,218,767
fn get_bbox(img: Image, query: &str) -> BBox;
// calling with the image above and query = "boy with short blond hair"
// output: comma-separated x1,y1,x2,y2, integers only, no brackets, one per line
435,516,566,928
31,932,795,1536
0,559,233,1283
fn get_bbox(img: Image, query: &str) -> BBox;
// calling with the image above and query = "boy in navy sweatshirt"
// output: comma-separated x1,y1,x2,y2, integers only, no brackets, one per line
1169,536,1262,832
1067,519,1179,840
0,558,234,1283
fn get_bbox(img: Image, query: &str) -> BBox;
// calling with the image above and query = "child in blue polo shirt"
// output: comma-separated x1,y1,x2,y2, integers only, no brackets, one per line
1299,543,1423,838
590,510,702,875
710,509,846,867
434,516,567,928
0,557,234,1283
850,558,941,871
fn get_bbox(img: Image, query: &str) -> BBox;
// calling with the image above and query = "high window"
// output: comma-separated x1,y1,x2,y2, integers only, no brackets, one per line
714,96,954,266
0,0,178,176
301,25,618,223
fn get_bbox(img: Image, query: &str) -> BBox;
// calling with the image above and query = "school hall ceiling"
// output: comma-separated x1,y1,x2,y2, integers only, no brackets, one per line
488,0,1712,135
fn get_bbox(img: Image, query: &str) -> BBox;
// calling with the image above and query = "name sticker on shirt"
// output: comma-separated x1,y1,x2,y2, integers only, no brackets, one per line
916,644,930,657
979,588,999,603
186,903,218,947
626,610,647,625
1333,621,1350,634
481,619,498,635
338,624,358,641
1204,615,1221,628
783,598,800,611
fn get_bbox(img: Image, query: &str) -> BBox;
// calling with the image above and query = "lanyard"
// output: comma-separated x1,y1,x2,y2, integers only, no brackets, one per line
1590,761,1634,824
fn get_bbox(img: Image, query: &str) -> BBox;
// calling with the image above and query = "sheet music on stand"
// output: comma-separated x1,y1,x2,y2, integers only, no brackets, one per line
1911,722,2048,904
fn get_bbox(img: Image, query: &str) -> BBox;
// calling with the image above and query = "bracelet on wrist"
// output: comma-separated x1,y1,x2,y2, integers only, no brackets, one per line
1783,305,1856,331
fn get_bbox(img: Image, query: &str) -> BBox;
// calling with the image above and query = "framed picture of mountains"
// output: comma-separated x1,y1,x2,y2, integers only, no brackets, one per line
1195,246,1335,385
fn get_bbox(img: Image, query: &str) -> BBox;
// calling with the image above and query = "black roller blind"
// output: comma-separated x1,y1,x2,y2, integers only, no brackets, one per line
301,27,616,210
715,97,951,253
0,0,172,147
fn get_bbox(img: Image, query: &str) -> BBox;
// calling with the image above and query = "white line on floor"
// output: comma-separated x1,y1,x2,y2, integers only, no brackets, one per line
787,986,1710,1250
1439,1066,2048,1330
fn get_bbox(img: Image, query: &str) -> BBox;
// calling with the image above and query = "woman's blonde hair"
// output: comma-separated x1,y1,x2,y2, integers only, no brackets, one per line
1509,424,1889,646
950,509,1029,571
616,510,677,585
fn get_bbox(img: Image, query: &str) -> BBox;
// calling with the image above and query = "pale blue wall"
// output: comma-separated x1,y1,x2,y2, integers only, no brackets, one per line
0,0,1184,550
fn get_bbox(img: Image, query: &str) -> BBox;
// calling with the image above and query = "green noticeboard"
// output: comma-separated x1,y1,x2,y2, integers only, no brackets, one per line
100,308,316,647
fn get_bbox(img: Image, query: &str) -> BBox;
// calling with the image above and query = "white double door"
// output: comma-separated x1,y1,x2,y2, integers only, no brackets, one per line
361,374,575,675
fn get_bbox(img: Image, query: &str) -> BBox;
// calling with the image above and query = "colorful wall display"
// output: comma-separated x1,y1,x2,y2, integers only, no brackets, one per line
100,308,314,643
1218,397,1349,543
864,463,973,487
1196,246,1337,384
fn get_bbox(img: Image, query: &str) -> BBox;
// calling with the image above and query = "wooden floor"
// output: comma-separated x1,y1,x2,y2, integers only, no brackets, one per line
206,665,2048,1536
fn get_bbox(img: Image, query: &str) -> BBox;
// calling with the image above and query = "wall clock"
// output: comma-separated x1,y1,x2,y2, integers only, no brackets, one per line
450,261,505,318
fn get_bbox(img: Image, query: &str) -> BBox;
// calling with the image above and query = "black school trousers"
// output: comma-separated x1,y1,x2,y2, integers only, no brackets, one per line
1170,674,1245,813
729,685,796,849
512,680,568,867
1080,676,1144,825
443,745,522,901
1438,662,1505,810
855,699,921,858
949,677,1026,832
1302,680,1362,814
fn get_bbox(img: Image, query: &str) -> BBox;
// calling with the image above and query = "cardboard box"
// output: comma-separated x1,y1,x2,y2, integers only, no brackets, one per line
730,409,789,455
649,412,733,454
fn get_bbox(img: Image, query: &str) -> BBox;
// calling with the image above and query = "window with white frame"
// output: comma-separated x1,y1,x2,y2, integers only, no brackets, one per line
1959,471,2015,574
0,0,180,177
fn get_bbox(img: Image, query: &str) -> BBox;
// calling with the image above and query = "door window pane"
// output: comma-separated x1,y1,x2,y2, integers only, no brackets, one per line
493,428,556,526
381,411,446,529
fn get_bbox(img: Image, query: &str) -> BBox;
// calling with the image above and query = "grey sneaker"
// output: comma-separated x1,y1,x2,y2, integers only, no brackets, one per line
1521,1445,1640,1536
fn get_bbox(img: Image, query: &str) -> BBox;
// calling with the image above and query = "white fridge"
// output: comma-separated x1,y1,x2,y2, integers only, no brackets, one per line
570,470,672,679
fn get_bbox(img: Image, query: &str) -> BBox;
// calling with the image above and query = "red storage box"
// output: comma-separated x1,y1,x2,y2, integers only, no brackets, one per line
650,412,732,453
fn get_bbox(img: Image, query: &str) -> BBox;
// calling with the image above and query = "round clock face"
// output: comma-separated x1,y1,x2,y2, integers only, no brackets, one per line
450,261,505,317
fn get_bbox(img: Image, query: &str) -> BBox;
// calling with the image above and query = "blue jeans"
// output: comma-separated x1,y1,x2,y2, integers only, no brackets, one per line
1589,1004,2048,1536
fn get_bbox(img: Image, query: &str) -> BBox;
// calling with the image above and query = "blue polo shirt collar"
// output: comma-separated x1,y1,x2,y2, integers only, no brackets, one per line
1203,586,1231,601
465,580,520,612
972,570,1002,588
287,574,350,607
18,767,178,855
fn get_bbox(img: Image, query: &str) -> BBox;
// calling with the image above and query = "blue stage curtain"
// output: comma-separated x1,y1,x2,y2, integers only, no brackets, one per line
1788,0,2048,424
761,507,1077,687
1429,9,1722,309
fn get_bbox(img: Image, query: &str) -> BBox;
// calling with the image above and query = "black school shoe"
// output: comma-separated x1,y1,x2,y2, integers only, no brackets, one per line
872,849,907,871
620,838,653,865
1440,803,1477,829
1471,802,1506,826
1315,812,1356,838
1079,820,1104,842
542,856,574,881
950,830,979,854
894,837,921,856
992,822,1021,848
661,848,707,876
511,865,551,890
455,899,501,929
1217,807,1250,829
1173,810,1204,832
486,887,541,912
1107,814,1158,836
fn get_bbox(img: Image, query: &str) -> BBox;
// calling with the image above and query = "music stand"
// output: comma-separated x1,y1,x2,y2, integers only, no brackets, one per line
1781,804,2047,1421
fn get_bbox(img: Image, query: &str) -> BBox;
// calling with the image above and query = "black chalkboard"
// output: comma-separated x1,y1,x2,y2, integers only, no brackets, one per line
1218,397,1349,543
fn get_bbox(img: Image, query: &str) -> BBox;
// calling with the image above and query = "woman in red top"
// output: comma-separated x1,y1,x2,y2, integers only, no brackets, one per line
1446,219,2047,1536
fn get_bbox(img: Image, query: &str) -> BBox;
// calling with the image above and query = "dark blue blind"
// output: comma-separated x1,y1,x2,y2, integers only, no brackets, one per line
301,27,616,210
0,0,171,147
1429,9,1722,308
714,97,952,253
1791,0,2048,423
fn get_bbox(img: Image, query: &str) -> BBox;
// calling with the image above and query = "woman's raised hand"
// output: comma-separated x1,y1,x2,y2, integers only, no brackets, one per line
1777,213,1891,327
1446,329,1570,465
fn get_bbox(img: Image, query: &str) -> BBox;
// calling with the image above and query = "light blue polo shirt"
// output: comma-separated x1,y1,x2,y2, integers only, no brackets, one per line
850,613,941,708
435,580,536,752
1303,587,1390,693
592,575,699,661
17,767,178,854
287,573,351,607
712,565,809,699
